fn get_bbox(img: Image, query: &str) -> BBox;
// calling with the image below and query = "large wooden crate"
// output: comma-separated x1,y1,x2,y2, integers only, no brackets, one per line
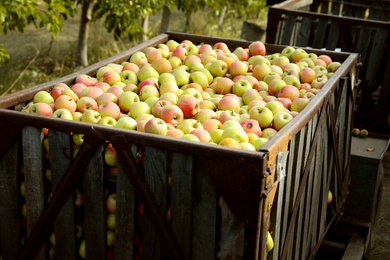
0,32,359,260
265,6,390,135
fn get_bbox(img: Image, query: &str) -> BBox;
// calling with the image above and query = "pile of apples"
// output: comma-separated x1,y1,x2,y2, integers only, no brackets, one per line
24,38,341,152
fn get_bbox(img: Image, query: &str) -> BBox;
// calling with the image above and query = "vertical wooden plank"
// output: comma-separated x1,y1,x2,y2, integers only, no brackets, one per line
281,16,297,45
220,199,245,259
115,145,136,260
355,26,372,70
0,138,21,259
83,144,106,260
142,147,168,260
312,19,328,49
48,130,77,259
171,152,193,259
22,126,47,260
365,28,388,88
191,157,218,259
297,16,313,47
318,117,329,239
325,22,340,50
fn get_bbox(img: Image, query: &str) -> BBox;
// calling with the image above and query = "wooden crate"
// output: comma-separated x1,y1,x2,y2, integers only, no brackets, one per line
0,32,359,260
265,6,390,135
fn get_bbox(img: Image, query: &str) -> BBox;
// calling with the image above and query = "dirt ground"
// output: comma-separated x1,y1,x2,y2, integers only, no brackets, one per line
1,12,389,259
370,150,390,259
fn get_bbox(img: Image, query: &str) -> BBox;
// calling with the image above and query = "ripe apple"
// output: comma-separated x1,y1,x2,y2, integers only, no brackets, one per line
280,46,295,61
79,240,86,259
176,95,200,118
283,75,301,89
54,95,77,112
318,54,332,66
311,76,328,89
96,92,118,106
275,97,292,110
241,119,262,136
290,97,310,112
266,232,274,253
217,95,241,113
251,137,269,150
190,128,212,143
115,116,137,130
61,88,80,102
98,116,117,127
218,110,241,124
262,127,278,139
195,108,217,123
76,96,98,113
81,110,101,124
299,67,316,83
29,102,53,116
160,104,184,127
263,72,282,85
172,69,190,86
208,59,228,77
327,190,333,205
94,82,111,94
278,85,300,101
265,100,286,115
144,118,168,135
252,63,272,81
75,74,98,87
177,119,203,134
218,137,242,149
50,83,69,100
106,193,117,213
267,78,287,96
129,101,152,120
249,106,273,128
248,41,266,56
166,127,184,138
72,111,83,121
327,61,341,72
139,84,160,101
181,134,201,142
107,213,116,230
202,118,223,132
233,46,250,61
98,101,121,120
291,48,309,63
52,108,74,120
33,90,54,104
228,61,248,77
273,111,293,131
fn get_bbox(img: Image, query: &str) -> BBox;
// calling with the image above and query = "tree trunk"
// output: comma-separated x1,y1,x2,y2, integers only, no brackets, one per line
218,6,228,27
142,16,149,41
159,4,171,34
76,0,96,67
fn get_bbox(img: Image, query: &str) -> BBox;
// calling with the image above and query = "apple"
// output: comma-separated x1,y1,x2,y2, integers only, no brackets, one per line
299,67,316,83
50,84,69,101
283,75,301,89
318,54,332,66
54,95,77,112
168,56,182,70
195,108,217,123
81,110,101,124
144,118,168,135
76,96,98,113
151,99,171,118
115,116,137,130
248,41,266,56
291,48,309,63
72,111,83,121
176,95,200,118
252,63,272,81
202,118,223,132
251,137,269,150
106,193,117,213
241,119,262,137
138,84,159,101
218,137,242,149
228,61,248,77
214,77,234,94
266,232,274,253
181,88,203,101
241,88,261,105
158,72,176,85
98,101,121,120
268,78,287,96
129,51,148,66
107,213,116,230
249,105,273,128
160,104,184,127
190,128,212,143
327,190,333,206
262,127,278,139
275,97,292,110
311,75,328,89
181,134,201,142
190,71,209,90
75,74,98,87
119,70,138,85
106,86,124,99
61,88,80,102
79,86,104,100
98,116,117,127
129,101,152,120
29,102,53,116
166,127,184,138
278,85,300,101
33,90,54,104
79,240,86,259
52,108,74,120
96,92,118,106
280,46,295,61
122,62,140,73
208,59,228,77
272,56,290,69
72,133,84,146
107,63,123,73
290,97,310,112
217,95,241,113
151,57,172,75
233,46,250,61
263,72,282,85
273,111,293,131
327,61,341,72
177,119,203,134
359,129,369,138
172,46,188,61
172,69,191,87
218,110,241,124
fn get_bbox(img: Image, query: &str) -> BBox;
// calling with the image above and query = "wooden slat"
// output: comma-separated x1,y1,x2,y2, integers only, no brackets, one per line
365,28,388,88
312,19,328,49
342,232,365,259
191,157,218,260
142,147,168,260
171,152,194,259
83,145,106,260
48,130,77,259
282,15,297,45
115,145,137,260
0,138,21,259
325,22,340,50
22,126,47,260
297,16,313,47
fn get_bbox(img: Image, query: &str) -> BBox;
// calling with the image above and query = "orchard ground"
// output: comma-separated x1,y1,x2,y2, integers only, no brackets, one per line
0,8,389,259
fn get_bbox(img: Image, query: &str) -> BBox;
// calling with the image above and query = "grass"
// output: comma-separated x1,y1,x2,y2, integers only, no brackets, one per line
0,7,268,96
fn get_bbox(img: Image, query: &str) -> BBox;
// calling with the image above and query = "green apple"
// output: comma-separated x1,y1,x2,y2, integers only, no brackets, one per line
290,97,310,112
273,111,293,131
33,90,54,104
180,133,200,142
81,109,101,124
210,128,224,143
120,70,138,85
115,116,137,130
128,101,151,120
118,91,140,113
52,108,73,120
280,46,296,61
265,100,286,115
139,84,159,101
249,105,273,128
220,126,249,143
177,118,203,134
144,118,168,135
232,79,252,97
98,116,117,127
208,59,228,77
242,88,262,105
262,127,278,139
